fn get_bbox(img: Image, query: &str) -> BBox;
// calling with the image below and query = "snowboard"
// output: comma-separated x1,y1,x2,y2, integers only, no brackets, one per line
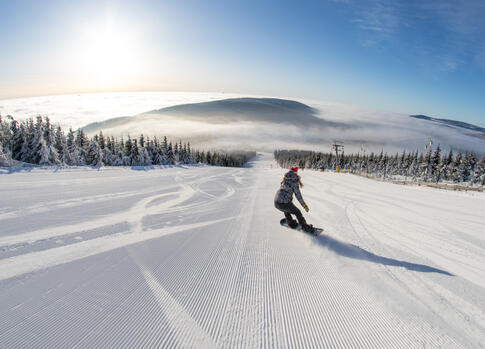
280,218,323,236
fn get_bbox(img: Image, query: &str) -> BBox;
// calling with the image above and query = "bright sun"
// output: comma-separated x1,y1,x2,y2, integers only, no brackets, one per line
73,19,140,87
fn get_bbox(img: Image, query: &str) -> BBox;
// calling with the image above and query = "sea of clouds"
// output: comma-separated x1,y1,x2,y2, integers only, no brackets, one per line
1,91,484,156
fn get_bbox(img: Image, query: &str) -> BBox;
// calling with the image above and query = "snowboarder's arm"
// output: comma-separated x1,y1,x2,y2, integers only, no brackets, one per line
292,182,306,207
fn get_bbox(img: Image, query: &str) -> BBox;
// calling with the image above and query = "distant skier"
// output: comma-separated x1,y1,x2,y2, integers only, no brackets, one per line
274,166,313,232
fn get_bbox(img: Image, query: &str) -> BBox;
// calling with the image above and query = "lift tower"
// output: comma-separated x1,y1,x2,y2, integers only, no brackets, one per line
332,141,344,173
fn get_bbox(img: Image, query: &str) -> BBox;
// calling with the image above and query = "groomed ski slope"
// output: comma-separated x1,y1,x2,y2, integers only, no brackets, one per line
1,153,485,348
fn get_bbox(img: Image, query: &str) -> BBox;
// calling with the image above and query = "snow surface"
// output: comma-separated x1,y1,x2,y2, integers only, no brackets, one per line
1,153,485,348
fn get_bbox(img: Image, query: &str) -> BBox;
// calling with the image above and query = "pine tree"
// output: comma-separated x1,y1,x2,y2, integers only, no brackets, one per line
130,139,140,165
474,155,485,185
181,142,187,164
0,115,12,155
75,129,89,165
112,137,125,166
66,128,78,165
441,149,453,181
463,153,477,183
145,138,155,164
404,152,412,176
423,145,433,181
0,145,10,166
55,125,67,164
174,142,179,163
19,119,34,163
98,131,106,149
86,140,103,167
431,144,441,182
139,134,145,148
408,152,419,180
0,115,11,165
101,133,113,166
10,120,25,161
124,136,133,157
451,152,463,182
139,144,151,166
167,142,175,164
153,136,167,165
30,116,50,165
43,118,60,165
187,142,192,163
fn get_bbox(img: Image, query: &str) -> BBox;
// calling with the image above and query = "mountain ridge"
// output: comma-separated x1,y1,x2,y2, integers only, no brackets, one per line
143,97,342,127
409,114,485,134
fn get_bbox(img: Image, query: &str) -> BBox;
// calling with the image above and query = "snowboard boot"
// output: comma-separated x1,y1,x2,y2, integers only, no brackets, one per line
297,216,310,232
287,219,298,229
302,224,314,233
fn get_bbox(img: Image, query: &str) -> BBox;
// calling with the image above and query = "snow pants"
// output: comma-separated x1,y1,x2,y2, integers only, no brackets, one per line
274,201,308,228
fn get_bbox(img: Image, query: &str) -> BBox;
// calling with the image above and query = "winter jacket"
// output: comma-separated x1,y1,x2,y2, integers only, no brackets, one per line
274,170,306,207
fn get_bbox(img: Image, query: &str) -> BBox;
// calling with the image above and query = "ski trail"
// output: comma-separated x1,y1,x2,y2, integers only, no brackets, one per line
305,171,481,348
0,217,233,281
0,184,195,247
0,169,234,247
0,187,162,221
136,260,217,348
1,154,484,348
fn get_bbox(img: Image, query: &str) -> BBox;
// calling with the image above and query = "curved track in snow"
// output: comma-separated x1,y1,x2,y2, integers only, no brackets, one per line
1,153,484,348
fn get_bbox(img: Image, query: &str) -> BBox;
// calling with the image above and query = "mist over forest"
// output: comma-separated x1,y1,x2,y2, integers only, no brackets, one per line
80,97,485,157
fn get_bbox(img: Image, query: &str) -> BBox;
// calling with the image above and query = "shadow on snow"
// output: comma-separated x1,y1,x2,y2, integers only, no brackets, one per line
315,234,454,276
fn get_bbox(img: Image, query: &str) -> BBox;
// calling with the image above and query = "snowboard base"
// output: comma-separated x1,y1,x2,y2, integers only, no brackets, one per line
280,218,323,236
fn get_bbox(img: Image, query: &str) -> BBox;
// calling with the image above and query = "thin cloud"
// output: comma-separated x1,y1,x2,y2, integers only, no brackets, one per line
475,47,485,71
336,0,485,71
424,0,485,36
342,0,402,46
352,0,399,35
427,0,485,72
437,55,460,73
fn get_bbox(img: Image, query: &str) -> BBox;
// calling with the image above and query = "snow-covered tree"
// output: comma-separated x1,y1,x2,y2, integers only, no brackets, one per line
463,153,477,183
430,145,441,182
85,140,102,167
20,119,35,163
10,120,25,161
450,152,463,182
65,128,78,165
54,125,67,165
473,155,485,185
0,135,10,166
75,129,89,165
441,150,453,181
166,142,175,164
139,145,151,166
0,115,12,155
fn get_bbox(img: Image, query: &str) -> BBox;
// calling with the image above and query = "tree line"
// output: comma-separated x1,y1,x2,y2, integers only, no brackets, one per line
274,148,485,185
0,115,255,168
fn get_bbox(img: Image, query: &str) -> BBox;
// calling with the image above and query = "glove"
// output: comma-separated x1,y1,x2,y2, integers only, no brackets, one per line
303,204,309,212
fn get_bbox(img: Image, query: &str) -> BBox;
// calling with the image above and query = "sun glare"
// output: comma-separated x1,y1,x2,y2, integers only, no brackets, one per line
72,18,141,87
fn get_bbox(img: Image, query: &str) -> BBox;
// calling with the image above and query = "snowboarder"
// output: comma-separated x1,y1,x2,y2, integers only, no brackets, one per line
274,166,314,232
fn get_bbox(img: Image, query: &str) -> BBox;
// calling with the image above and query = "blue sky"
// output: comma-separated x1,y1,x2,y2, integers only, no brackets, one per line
1,0,484,125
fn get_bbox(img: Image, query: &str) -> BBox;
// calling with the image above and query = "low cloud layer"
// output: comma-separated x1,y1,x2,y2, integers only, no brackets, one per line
0,92,243,129
84,96,485,156
2,92,484,156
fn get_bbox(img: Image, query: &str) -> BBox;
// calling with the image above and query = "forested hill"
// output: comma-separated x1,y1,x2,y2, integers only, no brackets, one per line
0,115,255,167
274,149,485,185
